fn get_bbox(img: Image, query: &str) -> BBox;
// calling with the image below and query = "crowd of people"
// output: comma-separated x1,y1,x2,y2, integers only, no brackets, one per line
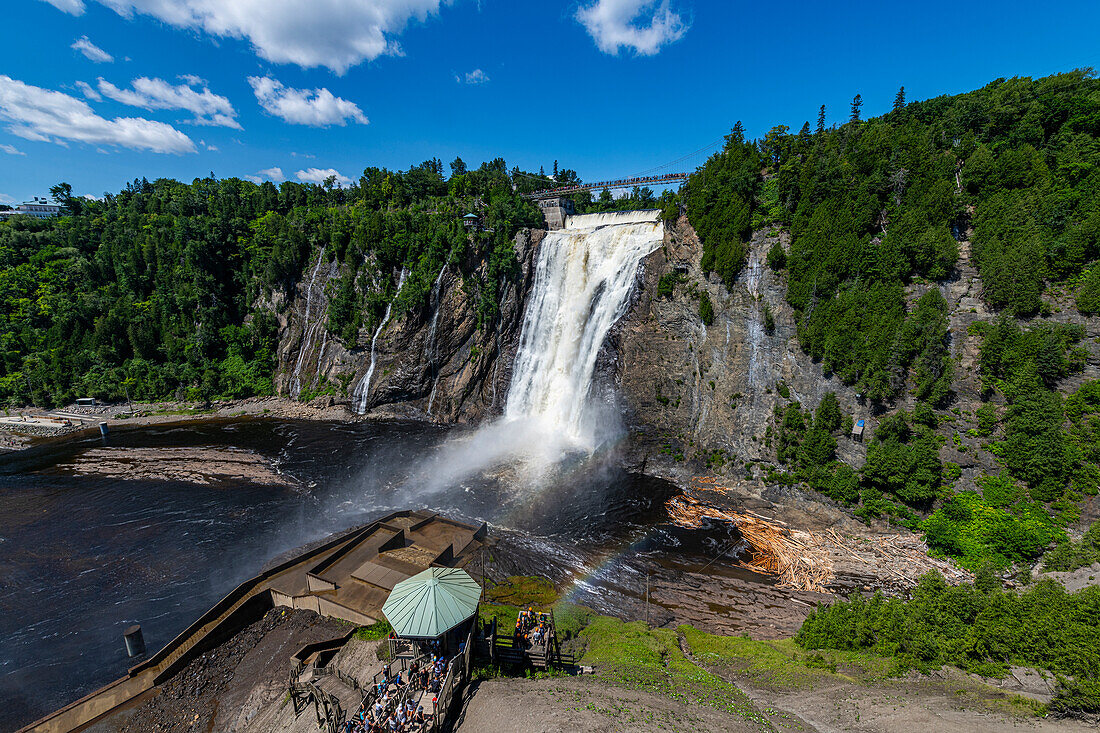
341,648,453,733
513,608,552,649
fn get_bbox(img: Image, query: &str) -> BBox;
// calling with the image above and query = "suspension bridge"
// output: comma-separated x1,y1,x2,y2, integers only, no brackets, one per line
521,137,727,201
523,172,688,200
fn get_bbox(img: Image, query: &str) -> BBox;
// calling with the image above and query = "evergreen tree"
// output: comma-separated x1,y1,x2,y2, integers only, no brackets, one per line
849,94,863,123
893,86,906,112
816,104,826,135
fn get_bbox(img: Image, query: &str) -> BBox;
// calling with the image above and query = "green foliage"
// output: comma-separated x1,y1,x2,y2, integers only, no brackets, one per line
796,572,1100,713
976,402,998,436
761,301,775,334
923,488,1063,570
975,319,1090,501
579,617,770,725
354,618,393,641
1044,521,1100,572
690,71,1100,403
766,241,787,270
0,161,542,406
815,392,842,432
861,411,943,506
698,291,715,326
656,271,680,298
773,395,861,505
1076,267,1100,313
684,124,761,288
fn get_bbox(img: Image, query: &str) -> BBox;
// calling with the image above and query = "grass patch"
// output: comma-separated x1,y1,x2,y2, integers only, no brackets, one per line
354,618,392,641
484,575,557,608
680,627,892,689
579,617,772,729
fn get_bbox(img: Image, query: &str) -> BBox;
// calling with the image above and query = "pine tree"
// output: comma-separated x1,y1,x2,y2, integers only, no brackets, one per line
849,94,863,123
893,86,906,112
553,160,558,178
816,105,826,135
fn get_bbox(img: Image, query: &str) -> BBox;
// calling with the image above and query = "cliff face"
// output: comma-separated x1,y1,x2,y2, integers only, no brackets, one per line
272,228,543,423
270,218,872,478
609,218,868,480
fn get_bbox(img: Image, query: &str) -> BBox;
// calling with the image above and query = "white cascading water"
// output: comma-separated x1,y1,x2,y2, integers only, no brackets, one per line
354,267,408,414
504,210,665,447
424,264,448,418
289,253,327,399
408,210,663,495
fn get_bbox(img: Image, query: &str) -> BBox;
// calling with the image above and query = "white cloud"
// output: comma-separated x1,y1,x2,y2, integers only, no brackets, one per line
198,138,218,151
83,193,103,200
456,68,489,85
69,0,446,74
0,193,14,204
249,76,367,127
97,76,241,129
71,35,114,63
0,75,195,154
296,167,351,186
0,143,25,155
75,80,102,101
246,166,285,183
576,0,688,56
42,0,85,14
290,151,316,158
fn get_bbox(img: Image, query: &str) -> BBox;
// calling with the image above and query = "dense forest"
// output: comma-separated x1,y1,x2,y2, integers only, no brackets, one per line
676,70,1100,711
0,158,671,408
676,71,1100,575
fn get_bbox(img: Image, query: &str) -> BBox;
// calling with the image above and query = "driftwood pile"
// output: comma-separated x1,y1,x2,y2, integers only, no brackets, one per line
667,495,833,592
666,477,969,593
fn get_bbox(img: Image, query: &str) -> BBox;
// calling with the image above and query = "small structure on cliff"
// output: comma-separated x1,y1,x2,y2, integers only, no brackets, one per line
851,418,865,442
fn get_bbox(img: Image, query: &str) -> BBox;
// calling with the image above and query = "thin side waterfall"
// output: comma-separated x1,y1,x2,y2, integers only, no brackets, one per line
407,210,663,496
424,264,447,418
289,252,327,399
354,267,408,414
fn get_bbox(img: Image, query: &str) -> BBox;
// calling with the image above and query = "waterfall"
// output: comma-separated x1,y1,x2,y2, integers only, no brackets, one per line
407,210,663,495
424,264,448,418
289,252,329,399
353,267,408,414
504,209,664,446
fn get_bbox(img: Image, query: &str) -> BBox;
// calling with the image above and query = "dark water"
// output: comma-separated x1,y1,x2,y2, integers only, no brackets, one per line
0,418,746,730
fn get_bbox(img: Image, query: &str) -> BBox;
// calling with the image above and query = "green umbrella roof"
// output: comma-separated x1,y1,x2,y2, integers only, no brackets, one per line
382,567,482,639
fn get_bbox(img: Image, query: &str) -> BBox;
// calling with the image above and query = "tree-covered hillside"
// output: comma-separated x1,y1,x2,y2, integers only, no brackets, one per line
681,69,1100,573
0,159,548,406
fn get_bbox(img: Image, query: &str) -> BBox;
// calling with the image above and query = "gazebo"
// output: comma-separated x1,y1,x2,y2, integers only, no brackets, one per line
382,567,481,654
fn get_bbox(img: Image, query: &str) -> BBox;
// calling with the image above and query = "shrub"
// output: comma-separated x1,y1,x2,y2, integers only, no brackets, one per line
923,489,1062,570
699,292,715,325
766,241,787,270
1044,521,1100,572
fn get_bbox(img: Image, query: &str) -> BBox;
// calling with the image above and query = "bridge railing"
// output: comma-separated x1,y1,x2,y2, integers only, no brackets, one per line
524,172,688,199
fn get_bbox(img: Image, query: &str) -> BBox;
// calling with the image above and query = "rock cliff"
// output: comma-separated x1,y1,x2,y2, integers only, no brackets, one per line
610,218,868,481
272,228,542,423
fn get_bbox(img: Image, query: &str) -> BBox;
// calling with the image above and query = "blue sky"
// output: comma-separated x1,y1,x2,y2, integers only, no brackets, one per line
2,0,1099,204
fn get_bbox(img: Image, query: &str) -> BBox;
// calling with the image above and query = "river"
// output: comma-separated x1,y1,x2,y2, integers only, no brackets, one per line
0,417,772,730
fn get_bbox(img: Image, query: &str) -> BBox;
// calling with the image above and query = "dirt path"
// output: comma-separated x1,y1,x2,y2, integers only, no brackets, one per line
453,675,772,733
